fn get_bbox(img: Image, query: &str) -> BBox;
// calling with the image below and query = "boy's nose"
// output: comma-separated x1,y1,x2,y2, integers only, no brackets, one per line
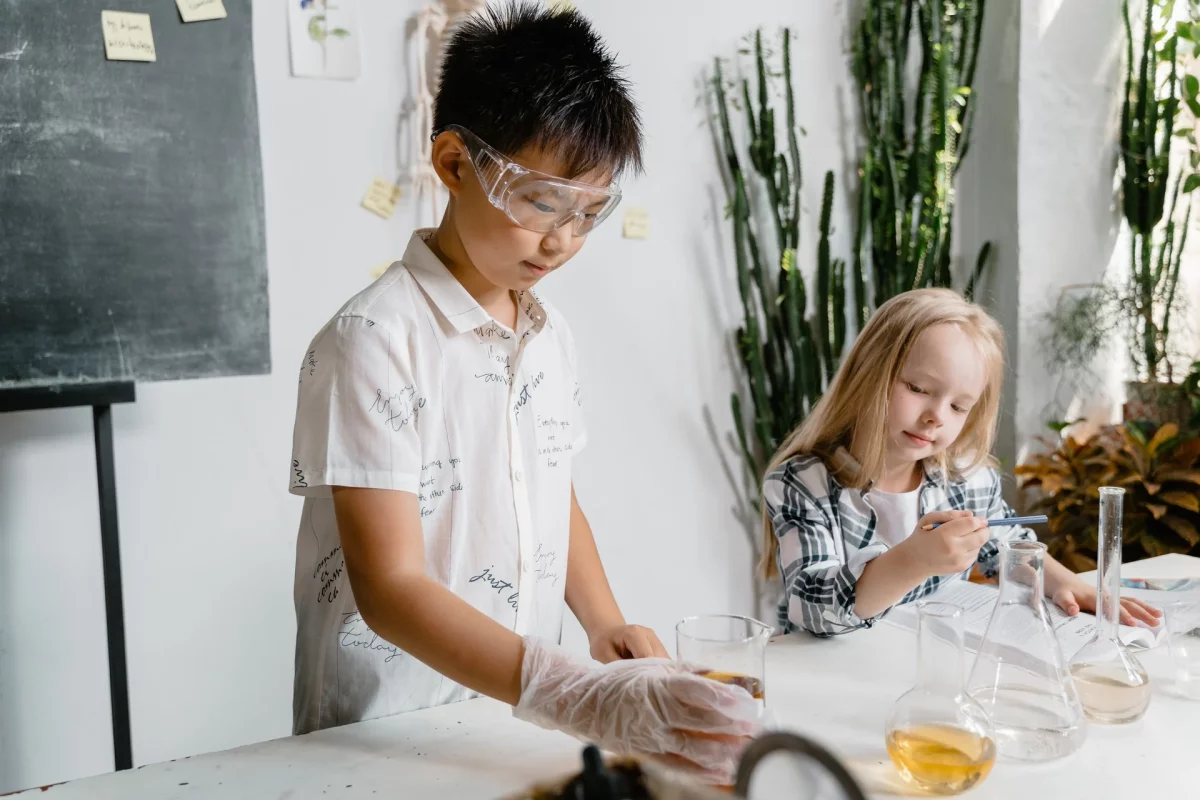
541,224,572,256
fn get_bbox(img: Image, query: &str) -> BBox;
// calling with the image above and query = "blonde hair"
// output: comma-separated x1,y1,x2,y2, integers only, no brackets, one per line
759,288,1006,579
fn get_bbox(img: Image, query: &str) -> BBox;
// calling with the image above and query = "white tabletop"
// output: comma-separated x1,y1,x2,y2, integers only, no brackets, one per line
23,554,1200,799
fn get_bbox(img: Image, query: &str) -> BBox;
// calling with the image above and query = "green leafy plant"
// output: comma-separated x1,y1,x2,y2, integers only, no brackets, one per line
1016,422,1200,571
1172,1,1200,192
712,29,847,510
850,0,990,322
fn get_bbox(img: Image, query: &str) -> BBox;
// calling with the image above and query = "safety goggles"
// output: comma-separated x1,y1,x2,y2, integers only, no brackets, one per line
439,125,622,236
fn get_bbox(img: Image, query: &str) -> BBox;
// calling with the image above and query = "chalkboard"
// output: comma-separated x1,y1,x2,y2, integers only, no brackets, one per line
0,0,269,389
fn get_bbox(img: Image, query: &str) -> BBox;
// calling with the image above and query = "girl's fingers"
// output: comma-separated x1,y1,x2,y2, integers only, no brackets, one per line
1053,589,1081,616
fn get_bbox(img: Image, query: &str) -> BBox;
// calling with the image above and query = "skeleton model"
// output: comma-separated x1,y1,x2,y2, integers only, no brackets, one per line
400,0,488,226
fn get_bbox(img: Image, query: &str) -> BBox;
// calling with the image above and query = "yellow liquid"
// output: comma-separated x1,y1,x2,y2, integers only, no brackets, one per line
886,724,996,795
697,670,765,701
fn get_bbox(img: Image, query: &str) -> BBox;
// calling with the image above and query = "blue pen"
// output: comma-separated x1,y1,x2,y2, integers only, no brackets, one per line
928,514,1048,529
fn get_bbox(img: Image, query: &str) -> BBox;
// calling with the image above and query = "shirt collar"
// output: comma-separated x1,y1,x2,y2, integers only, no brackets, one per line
514,288,549,336
403,229,550,337
403,230,492,334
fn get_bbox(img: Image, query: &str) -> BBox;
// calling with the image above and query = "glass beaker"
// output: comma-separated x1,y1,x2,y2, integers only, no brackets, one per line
966,541,1087,761
1067,487,1151,723
884,602,995,795
1162,601,1200,701
675,615,770,704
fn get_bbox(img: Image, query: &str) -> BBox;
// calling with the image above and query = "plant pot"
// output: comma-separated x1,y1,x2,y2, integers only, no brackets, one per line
1123,381,1190,427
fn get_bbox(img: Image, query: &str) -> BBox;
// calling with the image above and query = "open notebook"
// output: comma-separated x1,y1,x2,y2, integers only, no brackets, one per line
886,579,1200,663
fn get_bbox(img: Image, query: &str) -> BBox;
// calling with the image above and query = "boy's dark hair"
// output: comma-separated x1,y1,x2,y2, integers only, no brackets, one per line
433,2,643,180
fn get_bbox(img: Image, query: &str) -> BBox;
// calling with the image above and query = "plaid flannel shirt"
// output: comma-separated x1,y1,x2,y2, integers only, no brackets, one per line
763,454,1036,638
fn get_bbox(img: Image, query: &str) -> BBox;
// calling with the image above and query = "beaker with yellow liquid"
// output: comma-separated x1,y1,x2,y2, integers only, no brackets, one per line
676,615,771,707
885,602,996,795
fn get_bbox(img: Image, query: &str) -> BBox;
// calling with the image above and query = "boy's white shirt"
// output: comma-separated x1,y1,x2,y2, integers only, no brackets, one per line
288,229,586,734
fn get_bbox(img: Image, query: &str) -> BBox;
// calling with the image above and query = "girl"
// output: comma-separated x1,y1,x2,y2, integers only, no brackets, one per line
761,288,1161,637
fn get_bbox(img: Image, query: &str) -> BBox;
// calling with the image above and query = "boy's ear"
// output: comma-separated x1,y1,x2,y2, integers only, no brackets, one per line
431,131,468,196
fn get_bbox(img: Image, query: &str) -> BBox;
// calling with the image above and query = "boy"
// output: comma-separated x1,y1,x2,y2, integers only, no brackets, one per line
288,2,758,779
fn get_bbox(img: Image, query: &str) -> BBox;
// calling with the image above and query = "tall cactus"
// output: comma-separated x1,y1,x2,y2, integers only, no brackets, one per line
851,0,989,312
714,29,848,507
1120,0,1192,383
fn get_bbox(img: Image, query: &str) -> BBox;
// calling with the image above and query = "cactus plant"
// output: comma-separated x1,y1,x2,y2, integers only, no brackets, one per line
1120,0,1193,385
851,0,989,318
713,29,847,510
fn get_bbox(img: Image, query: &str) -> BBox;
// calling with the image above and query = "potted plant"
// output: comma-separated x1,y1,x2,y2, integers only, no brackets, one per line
1015,421,1200,570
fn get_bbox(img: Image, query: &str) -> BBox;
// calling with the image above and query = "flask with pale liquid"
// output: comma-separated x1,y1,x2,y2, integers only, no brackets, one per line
1067,486,1152,723
884,602,996,795
967,541,1087,760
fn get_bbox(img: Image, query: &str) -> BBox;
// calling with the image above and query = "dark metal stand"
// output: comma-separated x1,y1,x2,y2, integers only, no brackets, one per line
0,381,136,771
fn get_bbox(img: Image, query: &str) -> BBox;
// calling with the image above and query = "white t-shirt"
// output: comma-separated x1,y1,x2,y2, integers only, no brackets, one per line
867,487,920,548
288,230,586,734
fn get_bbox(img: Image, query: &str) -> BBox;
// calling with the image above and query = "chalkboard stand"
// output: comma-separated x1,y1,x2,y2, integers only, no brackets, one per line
0,381,136,772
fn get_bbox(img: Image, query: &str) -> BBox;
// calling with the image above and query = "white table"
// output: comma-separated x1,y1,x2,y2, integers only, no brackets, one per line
21,554,1200,799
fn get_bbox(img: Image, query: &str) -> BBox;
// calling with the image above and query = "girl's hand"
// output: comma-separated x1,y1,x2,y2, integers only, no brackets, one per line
1051,578,1164,627
905,510,991,577
590,624,670,662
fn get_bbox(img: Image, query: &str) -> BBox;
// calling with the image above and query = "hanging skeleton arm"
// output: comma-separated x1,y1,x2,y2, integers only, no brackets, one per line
399,0,488,227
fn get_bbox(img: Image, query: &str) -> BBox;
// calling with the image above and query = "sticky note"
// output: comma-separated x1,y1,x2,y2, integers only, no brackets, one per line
547,0,576,10
101,11,157,62
622,207,649,240
176,0,227,23
361,178,402,220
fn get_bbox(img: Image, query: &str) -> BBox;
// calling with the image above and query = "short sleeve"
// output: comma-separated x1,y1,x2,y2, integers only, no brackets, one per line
289,316,423,497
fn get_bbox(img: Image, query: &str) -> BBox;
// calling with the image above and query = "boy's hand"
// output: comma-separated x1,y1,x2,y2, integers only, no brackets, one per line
1051,576,1163,627
516,636,761,785
904,510,990,577
590,624,670,662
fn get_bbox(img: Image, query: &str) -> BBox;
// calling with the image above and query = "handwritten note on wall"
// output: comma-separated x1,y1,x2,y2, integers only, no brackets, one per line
362,178,402,219
101,11,156,62
177,0,227,23
622,207,649,240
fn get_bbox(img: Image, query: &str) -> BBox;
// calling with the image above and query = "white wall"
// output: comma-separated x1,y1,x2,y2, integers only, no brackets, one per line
0,0,856,792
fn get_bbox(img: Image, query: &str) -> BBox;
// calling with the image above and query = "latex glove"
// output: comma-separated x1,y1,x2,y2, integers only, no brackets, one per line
513,636,762,784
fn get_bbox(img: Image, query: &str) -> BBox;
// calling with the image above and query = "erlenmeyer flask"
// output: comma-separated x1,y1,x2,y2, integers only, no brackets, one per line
1067,486,1151,723
884,602,995,795
966,541,1086,760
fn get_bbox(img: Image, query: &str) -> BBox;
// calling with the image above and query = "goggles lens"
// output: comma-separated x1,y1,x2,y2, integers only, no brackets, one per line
506,179,621,234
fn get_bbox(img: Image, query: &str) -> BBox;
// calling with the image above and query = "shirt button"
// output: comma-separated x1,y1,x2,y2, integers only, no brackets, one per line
514,470,523,482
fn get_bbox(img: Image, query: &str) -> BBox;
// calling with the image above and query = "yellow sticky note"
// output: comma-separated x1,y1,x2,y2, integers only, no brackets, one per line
548,0,575,10
176,0,227,23
622,207,649,240
361,178,402,220
101,11,157,62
